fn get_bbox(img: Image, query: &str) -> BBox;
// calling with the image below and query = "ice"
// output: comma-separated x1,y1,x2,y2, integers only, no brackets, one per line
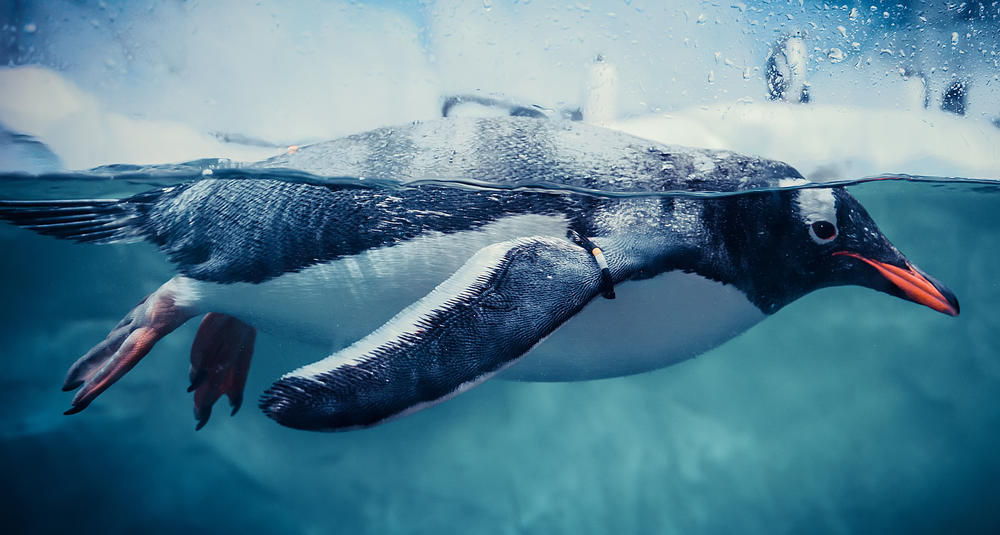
0,125,62,174
612,103,1000,180
0,66,275,169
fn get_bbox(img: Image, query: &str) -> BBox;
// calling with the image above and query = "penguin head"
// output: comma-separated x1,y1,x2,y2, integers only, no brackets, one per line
757,186,959,316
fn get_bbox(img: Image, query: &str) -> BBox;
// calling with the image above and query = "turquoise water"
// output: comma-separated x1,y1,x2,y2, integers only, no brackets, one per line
1,174,998,533
2,0,999,532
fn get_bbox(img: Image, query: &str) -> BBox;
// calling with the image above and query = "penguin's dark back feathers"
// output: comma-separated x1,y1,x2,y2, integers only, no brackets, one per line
263,117,802,194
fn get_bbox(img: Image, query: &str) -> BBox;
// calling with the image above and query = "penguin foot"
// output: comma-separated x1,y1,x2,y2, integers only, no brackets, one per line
63,283,196,415
188,313,256,430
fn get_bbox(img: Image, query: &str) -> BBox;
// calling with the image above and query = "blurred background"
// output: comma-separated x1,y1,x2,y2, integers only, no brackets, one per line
1,1,999,533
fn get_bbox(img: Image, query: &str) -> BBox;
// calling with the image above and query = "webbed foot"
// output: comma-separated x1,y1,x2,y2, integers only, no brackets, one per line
188,313,256,430
63,282,196,415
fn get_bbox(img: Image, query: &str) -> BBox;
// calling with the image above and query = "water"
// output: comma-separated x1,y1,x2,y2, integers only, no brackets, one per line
1,167,998,533
3,0,1000,532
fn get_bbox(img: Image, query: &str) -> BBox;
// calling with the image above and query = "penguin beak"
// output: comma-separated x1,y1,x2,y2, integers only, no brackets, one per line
833,251,959,316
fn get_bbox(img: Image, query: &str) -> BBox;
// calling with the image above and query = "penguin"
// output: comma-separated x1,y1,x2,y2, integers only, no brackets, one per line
0,117,959,431
766,30,810,103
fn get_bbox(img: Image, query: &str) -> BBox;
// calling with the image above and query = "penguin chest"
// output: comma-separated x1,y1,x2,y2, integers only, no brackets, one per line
503,271,767,381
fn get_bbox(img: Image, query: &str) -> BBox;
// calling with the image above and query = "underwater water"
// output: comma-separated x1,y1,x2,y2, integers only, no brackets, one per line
1,170,998,534
2,0,1000,533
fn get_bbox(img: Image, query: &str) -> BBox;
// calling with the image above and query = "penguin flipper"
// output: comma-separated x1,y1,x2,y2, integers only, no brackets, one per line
259,236,608,431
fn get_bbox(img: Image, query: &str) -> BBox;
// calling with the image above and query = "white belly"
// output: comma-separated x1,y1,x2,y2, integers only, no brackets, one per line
504,271,765,381
176,217,765,382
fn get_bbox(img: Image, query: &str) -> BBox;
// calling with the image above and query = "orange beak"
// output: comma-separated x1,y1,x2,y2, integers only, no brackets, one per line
833,251,959,316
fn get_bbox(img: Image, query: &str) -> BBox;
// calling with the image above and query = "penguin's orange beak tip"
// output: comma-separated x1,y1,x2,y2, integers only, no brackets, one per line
833,251,960,317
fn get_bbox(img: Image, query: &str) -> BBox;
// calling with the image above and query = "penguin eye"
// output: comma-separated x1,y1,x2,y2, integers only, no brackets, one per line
809,220,837,244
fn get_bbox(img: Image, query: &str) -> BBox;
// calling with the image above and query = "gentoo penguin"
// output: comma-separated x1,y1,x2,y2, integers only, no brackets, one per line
0,117,958,431
766,30,810,103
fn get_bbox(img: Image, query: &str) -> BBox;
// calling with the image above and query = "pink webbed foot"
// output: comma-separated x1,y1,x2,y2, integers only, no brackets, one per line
63,282,196,415
188,312,256,430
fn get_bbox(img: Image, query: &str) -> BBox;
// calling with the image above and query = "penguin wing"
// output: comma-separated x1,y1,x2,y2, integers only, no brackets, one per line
0,179,375,283
0,178,509,284
259,236,606,431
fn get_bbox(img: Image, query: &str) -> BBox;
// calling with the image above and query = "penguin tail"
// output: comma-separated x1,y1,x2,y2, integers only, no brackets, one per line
0,195,155,244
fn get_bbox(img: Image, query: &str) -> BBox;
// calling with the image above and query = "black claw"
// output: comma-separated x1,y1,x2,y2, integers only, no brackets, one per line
194,405,212,430
194,413,211,430
187,370,206,392
229,396,243,416
64,405,86,415
62,380,83,392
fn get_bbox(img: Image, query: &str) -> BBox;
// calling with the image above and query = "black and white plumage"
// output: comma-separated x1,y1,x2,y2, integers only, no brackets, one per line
0,117,959,431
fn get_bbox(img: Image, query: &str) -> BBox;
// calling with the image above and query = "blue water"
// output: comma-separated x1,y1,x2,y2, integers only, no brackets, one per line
1,172,998,533
3,0,1000,532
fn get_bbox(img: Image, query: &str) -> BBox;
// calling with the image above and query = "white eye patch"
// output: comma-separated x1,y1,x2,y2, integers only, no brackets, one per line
780,179,839,244
796,187,837,224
